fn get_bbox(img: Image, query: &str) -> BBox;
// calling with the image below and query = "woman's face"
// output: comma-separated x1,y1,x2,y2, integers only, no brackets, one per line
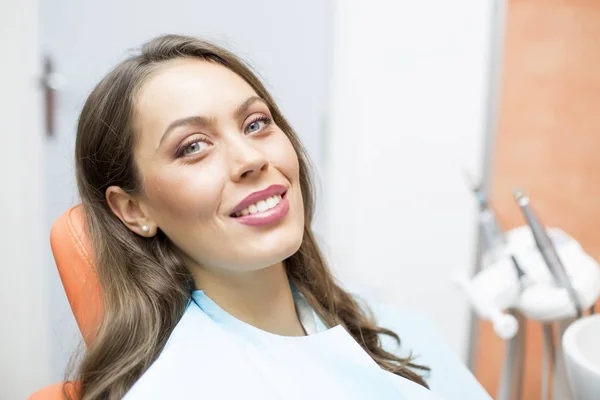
131,58,304,274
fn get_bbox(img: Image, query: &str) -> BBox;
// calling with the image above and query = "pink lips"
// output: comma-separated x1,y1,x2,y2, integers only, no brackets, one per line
230,184,289,226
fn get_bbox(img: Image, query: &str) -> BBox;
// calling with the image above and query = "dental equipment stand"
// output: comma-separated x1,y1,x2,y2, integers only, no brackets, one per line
496,309,525,400
460,185,600,400
497,314,584,400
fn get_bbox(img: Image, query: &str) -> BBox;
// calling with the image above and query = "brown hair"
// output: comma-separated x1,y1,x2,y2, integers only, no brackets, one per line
73,34,429,399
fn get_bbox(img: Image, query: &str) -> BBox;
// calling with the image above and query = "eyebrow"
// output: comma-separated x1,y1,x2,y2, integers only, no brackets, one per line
159,96,267,146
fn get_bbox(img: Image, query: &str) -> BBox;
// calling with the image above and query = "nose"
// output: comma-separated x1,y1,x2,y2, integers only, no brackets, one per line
228,137,269,182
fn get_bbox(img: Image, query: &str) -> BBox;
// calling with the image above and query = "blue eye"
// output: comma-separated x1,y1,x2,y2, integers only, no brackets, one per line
245,116,272,134
177,139,209,158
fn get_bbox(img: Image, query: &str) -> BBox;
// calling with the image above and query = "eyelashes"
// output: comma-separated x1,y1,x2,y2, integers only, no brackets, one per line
175,136,211,158
174,115,273,159
245,115,272,135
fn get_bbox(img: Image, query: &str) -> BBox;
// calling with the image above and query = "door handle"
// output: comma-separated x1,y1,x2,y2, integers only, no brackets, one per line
41,56,65,137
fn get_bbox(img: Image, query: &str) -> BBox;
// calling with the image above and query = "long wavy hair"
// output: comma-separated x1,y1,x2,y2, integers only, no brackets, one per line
72,34,429,399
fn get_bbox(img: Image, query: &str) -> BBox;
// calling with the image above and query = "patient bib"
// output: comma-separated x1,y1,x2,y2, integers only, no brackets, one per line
123,291,443,400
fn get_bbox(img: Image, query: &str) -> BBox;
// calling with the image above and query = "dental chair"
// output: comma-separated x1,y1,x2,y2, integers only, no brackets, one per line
29,205,98,400
29,206,492,399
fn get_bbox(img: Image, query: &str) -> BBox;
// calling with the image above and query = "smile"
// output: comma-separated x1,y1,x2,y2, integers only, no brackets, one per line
230,185,290,226
234,194,283,217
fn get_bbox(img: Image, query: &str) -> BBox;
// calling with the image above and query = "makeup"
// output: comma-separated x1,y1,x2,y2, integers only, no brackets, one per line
231,184,289,227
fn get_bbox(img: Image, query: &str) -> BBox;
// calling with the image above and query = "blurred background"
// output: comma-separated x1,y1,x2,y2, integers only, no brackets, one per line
2,0,600,399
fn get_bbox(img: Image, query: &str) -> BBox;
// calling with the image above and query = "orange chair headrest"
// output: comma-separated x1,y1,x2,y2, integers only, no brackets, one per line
50,205,102,346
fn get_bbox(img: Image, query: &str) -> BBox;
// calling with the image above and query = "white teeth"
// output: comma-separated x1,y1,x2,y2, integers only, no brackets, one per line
235,194,283,217
256,200,268,212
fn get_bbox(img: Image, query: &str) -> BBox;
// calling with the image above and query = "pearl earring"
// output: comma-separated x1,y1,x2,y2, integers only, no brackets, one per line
142,225,150,233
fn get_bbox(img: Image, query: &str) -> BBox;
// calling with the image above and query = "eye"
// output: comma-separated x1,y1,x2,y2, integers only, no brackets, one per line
245,116,272,135
177,138,210,158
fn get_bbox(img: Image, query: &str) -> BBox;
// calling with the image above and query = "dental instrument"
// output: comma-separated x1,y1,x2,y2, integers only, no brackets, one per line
464,174,532,294
463,171,506,262
513,190,583,318
463,173,529,287
510,255,527,288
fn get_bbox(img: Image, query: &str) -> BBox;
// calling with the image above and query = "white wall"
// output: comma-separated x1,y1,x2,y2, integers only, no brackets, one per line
0,0,52,398
325,0,495,358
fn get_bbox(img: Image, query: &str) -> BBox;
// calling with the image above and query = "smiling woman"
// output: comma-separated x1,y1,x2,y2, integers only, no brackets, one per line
109,58,305,276
71,35,432,400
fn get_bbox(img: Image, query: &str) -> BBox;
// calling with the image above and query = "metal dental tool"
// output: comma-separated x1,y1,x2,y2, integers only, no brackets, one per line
510,255,528,290
463,171,506,262
513,189,583,318
464,172,528,291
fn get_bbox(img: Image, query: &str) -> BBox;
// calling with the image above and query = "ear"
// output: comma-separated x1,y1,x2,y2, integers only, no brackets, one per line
105,186,156,237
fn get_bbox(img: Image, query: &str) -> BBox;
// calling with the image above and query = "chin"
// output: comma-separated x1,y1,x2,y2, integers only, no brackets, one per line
238,228,304,271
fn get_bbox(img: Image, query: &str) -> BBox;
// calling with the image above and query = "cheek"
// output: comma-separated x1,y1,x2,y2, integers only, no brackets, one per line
143,165,223,223
268,133,301,182
267,133,304,222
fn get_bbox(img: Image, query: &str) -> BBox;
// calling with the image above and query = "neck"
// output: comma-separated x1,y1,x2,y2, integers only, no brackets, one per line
191,261,306,337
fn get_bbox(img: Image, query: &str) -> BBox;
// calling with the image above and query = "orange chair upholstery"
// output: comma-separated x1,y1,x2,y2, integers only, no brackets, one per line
50,205,102,346
29,205,100,399
28,382,80,400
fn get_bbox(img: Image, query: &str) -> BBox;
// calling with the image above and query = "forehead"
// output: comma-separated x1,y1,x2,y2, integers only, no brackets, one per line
134,58,257,133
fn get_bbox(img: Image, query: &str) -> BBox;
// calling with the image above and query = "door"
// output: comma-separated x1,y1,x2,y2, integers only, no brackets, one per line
41,0,333,381
1,0,51,397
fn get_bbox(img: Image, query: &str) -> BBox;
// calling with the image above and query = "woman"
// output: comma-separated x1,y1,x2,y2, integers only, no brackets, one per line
73,34,434,399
